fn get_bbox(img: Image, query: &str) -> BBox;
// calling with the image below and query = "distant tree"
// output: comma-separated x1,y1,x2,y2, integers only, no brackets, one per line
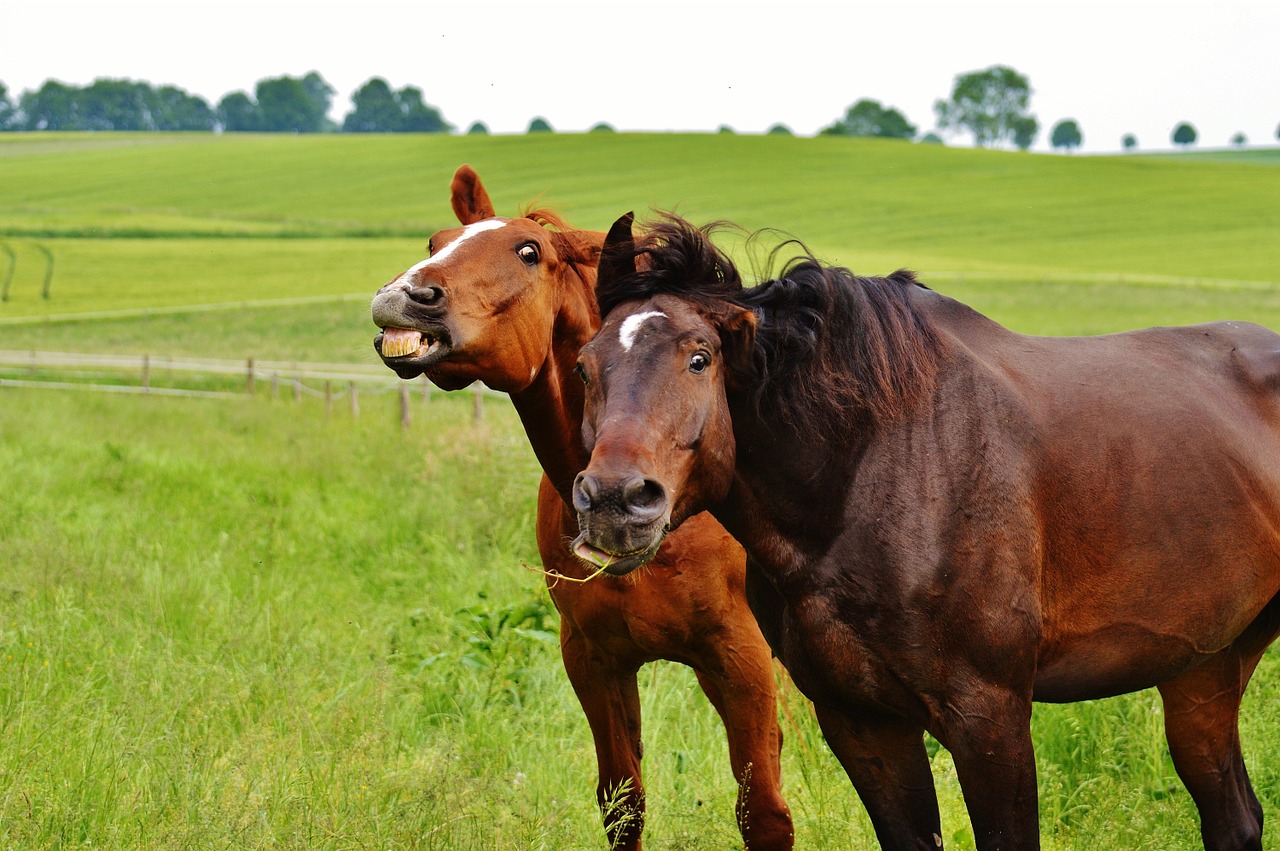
821,98,916,139
589,122,616,133
1122,133,1138,151
466,121,489,135
395,86,450,132
256,73,332,133
918,132,944,145
717,125,736,134
342,78,398,132
0,82,14,131
151,85,215,131
527,116,553,133
1012,116,1039,151
934,65,1035,148
1172,122,1197,148
766,123,793,135
342,78,450,133
217,91,261,132
1050,119,1083,152
1230,131,1247,147
19,80,80,130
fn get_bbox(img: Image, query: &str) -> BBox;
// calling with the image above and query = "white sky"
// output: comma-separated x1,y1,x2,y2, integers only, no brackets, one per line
5,0,1279,152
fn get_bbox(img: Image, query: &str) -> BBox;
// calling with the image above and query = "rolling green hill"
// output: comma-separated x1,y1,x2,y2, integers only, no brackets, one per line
1,132,1277,350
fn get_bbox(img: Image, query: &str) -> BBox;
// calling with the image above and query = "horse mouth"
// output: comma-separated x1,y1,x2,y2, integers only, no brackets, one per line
571,533,665,576
375,326,452,376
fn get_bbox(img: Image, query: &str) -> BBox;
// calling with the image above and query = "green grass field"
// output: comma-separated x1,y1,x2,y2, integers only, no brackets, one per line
1,132,1279,849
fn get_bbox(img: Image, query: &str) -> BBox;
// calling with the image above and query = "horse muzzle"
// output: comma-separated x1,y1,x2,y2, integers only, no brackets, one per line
571,472,671,575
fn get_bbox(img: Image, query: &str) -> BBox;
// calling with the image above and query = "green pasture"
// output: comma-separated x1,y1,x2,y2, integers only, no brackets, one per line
2,132,1279,849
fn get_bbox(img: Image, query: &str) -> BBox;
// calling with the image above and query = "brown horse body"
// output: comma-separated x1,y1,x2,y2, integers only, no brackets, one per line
370,171,793,850
573,215,1280,850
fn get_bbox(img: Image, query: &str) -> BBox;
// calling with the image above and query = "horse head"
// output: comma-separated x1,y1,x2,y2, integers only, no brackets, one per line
571,214,756,574
371,164,601,392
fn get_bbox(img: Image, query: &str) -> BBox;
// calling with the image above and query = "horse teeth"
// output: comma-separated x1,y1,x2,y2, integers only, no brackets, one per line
382,328,423,358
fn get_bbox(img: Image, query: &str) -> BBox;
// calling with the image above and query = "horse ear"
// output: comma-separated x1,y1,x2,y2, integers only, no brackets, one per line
450,164,497,224
598,212,636,285
719,307,758,383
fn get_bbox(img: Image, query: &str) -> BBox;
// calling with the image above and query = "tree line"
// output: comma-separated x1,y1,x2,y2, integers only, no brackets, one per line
0,67,1273,150
0,73,449,134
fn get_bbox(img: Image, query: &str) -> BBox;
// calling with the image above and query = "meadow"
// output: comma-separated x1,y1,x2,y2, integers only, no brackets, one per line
1,131,1279,849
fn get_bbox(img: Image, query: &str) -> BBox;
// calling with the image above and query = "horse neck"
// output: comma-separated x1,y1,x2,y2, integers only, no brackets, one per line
719,396,872,566
507,260,599,507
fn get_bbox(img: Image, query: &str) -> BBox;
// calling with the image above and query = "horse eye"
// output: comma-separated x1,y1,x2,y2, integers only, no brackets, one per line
574,363,589,385
517,243,539,265
689,352,711,374
427,239,435,255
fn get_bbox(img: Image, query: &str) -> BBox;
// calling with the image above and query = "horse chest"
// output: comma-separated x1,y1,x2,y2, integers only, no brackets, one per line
772,588,929,713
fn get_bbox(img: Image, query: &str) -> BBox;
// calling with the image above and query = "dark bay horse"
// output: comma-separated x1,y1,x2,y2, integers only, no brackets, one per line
369,169,793,850
572,213,1280,851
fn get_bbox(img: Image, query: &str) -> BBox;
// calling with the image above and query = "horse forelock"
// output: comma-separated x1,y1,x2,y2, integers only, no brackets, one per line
596,214,744,320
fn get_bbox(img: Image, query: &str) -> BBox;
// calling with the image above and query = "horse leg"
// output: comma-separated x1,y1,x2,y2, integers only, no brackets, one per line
1157,602,1280,851
692,639,795,850
813,705,943,850
560,625,647,850
933,689,1039,851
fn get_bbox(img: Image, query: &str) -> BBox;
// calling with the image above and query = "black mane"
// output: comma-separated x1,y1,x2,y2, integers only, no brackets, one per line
598,214,943,434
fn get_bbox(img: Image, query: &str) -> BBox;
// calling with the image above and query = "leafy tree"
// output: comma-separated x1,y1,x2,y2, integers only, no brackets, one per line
395,86,450,132
821,98,916,139
934,65,1035,147
767,123,793,135
1012,116,1039,151
19,80,80,130
343,77,398,132
918,132,944,145
1050,119,1083,152
1230,131,1247,147
589,122,616,133
151,85,215,130
527,116,553,133
256,73,332,133
717,125,736,134
1172,122,1197,148
343,78,450,133
466,121,489,135
217,91,261,131
1122,133,1138,151
0,82,14,131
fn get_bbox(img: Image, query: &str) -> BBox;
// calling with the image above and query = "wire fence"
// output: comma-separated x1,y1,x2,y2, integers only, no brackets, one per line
0,350,505,426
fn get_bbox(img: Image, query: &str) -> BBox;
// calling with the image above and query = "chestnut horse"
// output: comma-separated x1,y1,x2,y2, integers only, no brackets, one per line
572,213,1280,851
369,169,793,849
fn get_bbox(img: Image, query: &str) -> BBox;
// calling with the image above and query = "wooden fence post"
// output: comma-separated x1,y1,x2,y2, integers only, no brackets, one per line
400,384,411,429
349,382,359,417
246,358,255,396
472,385,484,424
141,354,151,393
325,381,333,417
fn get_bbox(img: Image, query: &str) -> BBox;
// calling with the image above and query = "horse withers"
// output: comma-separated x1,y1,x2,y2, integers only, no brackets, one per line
572,213,1280,850
370,171,794,850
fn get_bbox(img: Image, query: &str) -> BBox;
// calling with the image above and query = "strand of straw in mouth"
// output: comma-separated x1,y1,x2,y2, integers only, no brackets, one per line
521,558,613,589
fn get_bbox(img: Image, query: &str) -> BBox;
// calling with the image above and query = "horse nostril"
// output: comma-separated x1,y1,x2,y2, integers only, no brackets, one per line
406,285,445,307
572,472,599,513
622,477,668,520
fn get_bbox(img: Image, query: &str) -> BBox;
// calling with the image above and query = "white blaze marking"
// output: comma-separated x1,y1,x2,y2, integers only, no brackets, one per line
619,310,667,352
400,219,507,281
